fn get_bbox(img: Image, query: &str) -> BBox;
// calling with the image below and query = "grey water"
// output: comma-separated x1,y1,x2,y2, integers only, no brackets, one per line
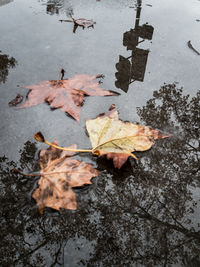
0,0,200,266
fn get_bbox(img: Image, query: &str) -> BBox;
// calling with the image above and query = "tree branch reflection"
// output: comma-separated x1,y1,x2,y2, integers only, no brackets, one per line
0,85,200,265
0,52,17,84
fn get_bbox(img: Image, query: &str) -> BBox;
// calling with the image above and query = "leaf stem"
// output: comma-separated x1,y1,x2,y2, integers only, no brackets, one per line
34,132,93,153
13,168,94,177
13,168,40,177
59,19,74,23
44,140,93,153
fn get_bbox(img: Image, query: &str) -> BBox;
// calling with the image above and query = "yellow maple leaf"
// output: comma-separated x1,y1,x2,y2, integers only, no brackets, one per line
86,105,170,168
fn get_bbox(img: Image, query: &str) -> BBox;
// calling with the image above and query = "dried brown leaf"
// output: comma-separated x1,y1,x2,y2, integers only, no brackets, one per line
19,74,117,122
32,141,99,213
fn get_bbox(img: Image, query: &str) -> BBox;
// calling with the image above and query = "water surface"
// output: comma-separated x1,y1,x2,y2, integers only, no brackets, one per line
0,0,200,266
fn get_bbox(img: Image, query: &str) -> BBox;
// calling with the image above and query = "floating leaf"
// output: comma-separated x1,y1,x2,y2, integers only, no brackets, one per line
19,74,117,122
32,141,98,213
86,105,171,168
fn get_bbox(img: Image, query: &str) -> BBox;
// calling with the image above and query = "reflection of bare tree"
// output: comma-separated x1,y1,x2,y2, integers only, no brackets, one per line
0,52,17,84
46,0,63,15
0,85,200,266
0,0,13,8
87,85,200,266
42,0,73,16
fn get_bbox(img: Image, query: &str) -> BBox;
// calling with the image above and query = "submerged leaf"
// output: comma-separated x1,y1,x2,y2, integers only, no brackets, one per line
19,74,117,122
86,105,171,168
32,141,99,213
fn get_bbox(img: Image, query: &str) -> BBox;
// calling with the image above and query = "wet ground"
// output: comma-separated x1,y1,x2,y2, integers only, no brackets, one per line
0,0,200,266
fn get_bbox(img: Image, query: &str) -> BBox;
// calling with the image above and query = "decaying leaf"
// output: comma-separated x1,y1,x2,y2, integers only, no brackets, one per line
59,18,96,33
19,74,117,122
32,141,99,213
86,105,171,168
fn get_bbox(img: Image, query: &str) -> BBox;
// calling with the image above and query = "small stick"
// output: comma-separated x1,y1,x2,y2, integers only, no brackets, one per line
59,69,65,80
187,40,200,55
59,19,74,23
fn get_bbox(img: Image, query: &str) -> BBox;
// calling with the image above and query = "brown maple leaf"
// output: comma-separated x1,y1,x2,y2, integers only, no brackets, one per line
31,141,99,213
19,74,117,122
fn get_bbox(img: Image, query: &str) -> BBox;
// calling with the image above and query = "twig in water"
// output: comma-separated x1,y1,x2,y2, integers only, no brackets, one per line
187,40,200,55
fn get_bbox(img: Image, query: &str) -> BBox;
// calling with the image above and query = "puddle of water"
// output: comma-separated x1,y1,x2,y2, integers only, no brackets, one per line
0,0,200,266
